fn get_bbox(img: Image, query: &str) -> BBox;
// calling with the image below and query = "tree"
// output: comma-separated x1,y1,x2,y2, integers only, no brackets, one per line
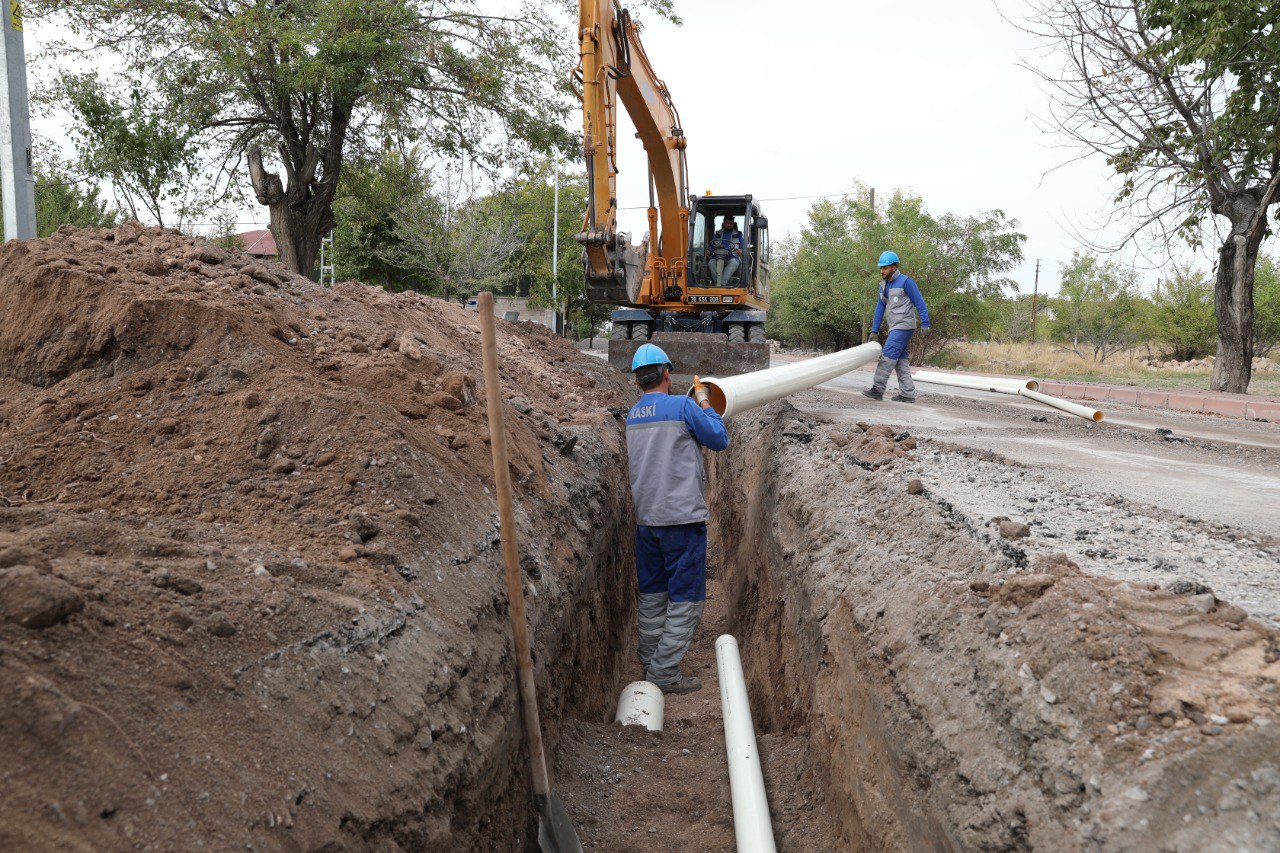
1155,265,1216,360
57,74,202,228
1256,255,1280,358
32,0,582,278
1024,0,1280,392
769,186,1025,356
1048,252,1146,362
331,149,440,291
29,159,122,237
500,158,592,335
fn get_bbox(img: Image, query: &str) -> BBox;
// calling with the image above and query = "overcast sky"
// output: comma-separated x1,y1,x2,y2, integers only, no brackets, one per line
607,0,1177,297
26,0,1228,296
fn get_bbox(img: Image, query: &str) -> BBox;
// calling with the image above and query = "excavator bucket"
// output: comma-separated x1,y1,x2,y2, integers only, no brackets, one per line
608,333,770,378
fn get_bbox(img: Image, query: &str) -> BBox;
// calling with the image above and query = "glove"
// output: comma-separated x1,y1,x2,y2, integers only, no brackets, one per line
692,375,711,407
920,325,931,337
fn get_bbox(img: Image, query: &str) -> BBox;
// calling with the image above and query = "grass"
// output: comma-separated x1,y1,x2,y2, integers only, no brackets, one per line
929,341,1280,397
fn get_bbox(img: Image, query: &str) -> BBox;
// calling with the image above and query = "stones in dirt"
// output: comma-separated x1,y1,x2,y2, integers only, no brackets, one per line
349,511,379,543
254,425,280,459
206,614,237,637
0,566,84,629
907,478,925,495
997,573,1056,606
1187,593,1216,614
992,516,1031,540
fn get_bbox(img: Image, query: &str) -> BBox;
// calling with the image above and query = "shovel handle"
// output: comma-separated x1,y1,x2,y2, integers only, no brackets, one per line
477,292,552,799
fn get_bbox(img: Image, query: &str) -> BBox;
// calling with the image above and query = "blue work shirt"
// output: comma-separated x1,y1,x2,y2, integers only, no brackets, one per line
625,392,729,526
709,227,744,260
872,271,930,333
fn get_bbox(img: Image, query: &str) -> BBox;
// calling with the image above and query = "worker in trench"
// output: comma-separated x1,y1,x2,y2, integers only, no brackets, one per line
863,250,931,403
625,344,729,694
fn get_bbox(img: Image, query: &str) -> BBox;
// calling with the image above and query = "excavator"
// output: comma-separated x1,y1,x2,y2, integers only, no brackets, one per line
574,0,771,376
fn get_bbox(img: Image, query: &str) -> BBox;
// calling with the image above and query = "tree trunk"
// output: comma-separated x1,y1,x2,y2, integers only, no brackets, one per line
248,146,339,279
1210,218,1265,394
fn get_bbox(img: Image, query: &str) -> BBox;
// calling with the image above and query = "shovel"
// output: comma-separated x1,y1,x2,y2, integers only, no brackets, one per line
476,292,584,853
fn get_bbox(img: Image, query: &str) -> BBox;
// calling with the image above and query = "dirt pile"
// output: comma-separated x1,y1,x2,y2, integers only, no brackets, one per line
709,403,1280,851
0,224,636,850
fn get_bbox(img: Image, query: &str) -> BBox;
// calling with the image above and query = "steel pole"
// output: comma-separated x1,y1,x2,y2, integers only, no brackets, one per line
552,156,560,335
0,0,36,240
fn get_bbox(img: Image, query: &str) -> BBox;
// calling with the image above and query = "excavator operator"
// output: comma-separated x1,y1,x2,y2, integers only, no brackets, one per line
706,216,744,286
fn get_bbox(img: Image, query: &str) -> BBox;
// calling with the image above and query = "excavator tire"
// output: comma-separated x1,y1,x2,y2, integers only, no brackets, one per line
748,324,767,344
610,322,629,341
630,325,650,341
726,324,745,343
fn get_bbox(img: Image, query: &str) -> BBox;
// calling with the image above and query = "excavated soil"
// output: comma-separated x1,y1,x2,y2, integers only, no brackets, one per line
0,224,637,850
4,223,1279,852
708,404,1280,851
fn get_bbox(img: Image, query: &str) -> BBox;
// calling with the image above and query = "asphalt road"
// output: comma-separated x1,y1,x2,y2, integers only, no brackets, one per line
793,365,1280,537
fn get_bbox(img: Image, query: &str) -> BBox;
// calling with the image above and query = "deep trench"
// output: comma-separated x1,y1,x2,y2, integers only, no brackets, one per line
497,403,956,852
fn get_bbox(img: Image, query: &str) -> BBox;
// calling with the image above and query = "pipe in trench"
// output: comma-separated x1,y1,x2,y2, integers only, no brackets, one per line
715,634,777,853
699,342,882,417
614,681,664,732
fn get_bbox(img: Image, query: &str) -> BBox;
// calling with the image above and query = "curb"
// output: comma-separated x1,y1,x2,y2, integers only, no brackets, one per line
1034,380,1278,422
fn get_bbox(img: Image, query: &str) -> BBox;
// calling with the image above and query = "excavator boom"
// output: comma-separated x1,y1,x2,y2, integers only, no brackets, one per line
575,1,771,376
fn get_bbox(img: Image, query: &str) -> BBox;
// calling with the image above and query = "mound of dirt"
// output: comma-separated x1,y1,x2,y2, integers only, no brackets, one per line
0,224,636,849
710,403,1280,851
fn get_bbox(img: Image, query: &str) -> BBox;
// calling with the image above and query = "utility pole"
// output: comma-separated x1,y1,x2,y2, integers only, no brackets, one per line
869,187,875,211
1030,259,1041,343
1,0,36,240
551,155,560,336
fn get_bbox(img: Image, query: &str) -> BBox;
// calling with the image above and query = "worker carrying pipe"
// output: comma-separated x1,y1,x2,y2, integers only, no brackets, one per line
625,344,729,695
862,250,930,404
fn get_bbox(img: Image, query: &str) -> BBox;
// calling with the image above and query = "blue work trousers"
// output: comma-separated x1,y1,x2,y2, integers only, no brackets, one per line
635,522,707,685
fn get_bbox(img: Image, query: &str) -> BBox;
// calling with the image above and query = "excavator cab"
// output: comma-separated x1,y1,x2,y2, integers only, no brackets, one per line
689,196,770,298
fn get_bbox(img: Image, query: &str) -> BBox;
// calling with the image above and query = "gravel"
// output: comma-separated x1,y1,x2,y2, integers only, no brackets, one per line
901,443,1280,626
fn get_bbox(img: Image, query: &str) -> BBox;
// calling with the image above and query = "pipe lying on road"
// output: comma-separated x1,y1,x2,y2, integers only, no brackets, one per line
614,681,664,732
698,342,882,417
910,369,1104,421
715,635,777,853
912,370,1039,395
1019,387,1105,422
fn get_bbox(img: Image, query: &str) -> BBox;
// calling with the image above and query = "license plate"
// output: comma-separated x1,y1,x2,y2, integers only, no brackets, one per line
688,295,735,304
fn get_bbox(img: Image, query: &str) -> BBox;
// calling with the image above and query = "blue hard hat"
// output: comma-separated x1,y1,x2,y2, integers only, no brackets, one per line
631,343,673,372
877,250,900,267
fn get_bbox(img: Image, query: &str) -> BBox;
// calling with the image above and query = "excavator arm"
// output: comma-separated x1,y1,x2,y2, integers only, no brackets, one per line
575,0,689,306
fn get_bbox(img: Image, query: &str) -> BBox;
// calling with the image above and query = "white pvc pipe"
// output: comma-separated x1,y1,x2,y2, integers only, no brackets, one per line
700,342,882,417
715,635,776,853
614,681,664,732
1018,387,1105,422
912,369,1039,394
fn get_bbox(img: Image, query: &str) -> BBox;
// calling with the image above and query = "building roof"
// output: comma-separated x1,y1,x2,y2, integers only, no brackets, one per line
238,229,277,257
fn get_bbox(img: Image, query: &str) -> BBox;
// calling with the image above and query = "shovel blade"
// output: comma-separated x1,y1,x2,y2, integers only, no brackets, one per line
536,793,582,853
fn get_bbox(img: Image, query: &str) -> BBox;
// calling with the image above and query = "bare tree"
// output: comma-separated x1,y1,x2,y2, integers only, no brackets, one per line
1021,0,1280,392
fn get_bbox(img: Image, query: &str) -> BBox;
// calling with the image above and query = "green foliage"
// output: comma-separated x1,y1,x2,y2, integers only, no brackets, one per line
1047,253,1147,363
1155,265,1217,360
769,185,1025,356
57,74,200,228
31,0,581,272
1144,0,1280,192
331,150,440,291
1256,255,1280,357
31,161,122,237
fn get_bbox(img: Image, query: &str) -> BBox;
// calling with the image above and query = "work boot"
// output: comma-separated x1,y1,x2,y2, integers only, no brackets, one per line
658,675,702,695
861,388,883,401
891,394,916,403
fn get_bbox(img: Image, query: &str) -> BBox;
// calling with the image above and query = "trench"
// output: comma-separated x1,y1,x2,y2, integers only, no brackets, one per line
517,401,959,852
